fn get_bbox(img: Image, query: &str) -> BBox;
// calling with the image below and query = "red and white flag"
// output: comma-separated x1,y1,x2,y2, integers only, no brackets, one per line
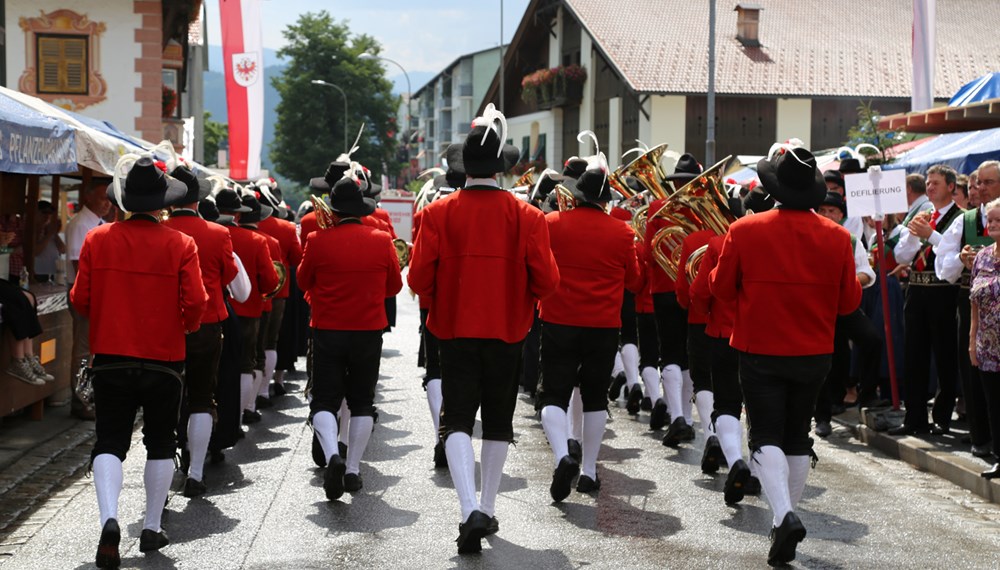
911,0,936,111
220,0,264,180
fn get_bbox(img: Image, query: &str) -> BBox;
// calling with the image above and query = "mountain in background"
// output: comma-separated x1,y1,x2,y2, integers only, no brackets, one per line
204,45,434,175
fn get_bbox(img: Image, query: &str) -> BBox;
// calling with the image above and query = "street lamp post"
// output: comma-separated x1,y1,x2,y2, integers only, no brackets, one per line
359,52,414,183
310,79,348,151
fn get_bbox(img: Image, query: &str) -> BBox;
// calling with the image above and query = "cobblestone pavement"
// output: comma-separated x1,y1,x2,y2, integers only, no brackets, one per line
4,293,1000,569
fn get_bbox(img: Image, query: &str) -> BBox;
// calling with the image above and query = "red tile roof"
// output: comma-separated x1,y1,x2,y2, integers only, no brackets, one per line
564,0,998,98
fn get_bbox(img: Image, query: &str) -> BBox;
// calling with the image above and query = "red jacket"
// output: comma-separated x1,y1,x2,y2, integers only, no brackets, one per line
70,218,207,362
248,228,281,312
675,229,714,325
300,211,320,247
408,185,560,342
540,206,642,328
164,211,239,324
298,221,402,331
258,216,303,299
633,240,654,314
228,225,280,318
371,208,398,239
643,197,676,293
709,209,862,356
691,235,735,339
412,209,431,310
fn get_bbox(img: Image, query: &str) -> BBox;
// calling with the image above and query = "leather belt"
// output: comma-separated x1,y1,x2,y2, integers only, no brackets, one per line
908,271,953,287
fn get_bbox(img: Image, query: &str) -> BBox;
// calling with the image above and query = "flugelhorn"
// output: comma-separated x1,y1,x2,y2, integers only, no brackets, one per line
648,156,736,281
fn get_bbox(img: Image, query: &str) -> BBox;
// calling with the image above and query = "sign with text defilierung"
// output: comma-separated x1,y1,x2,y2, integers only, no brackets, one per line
844,168,909,218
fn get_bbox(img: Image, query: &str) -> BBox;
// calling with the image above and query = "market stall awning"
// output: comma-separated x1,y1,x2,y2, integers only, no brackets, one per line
877,97,1000,134
0,93,77,174
884,128,1000,174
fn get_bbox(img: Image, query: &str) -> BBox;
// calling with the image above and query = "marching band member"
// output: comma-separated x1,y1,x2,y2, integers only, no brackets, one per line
538,151,642,500
73,157,207,567
633,237,661,416
710,147,861,566
647,153,702,439
299,175,402,499
164,166,239,497
608,204,641,407
408,105,560,554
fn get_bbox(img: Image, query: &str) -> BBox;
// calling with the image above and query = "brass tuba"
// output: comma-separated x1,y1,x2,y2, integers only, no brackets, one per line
394,238,412,270
310,194,335,229
513,167,536,190
648,156,737,281
263,261,287,299
684,244,710,285
554,183,576,212
617,143,671,200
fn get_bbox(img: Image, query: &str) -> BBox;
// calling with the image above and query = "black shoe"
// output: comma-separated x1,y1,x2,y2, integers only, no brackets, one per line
344,473,363,492
701,436,726,474
311,433,327,468
626,385,643,415
485,515,500,536
338,441,348,458
550,455,580,503
680,422,696,442
724,459,751,504
814,421,832,438
767,512,806,567
640,396,653,412
649,399,669,430
608,373,627,401
209,449,226,464
456,510,491,554
95,518,120,569
972,443,994,459
241,410,261,425
887,424,930,436
576,474,601,493
272,382,288,397
567,439,583,463
324,455,346,501
662,417,689,448
745,475,762,496
434,440,448,468
183,477,207,498
255,395,273,409
139,529,170,553
982,464,1000,479
930,423,951,435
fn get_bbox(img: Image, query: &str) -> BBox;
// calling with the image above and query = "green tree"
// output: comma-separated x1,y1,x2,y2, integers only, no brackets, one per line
844,101,913,166
270,11,400,187
203,111,227,166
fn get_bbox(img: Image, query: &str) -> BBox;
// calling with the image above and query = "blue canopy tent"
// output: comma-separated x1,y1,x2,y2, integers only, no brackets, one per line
0,94,77,174
886,128,1000,174
950,73,1000,107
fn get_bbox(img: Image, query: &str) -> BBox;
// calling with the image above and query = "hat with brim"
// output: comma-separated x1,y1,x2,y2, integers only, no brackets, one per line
362,181,382,203
531,173,563,202
823,170,845,188
108,157,188,212
239,194,272,224
257,185,290,219
664,153,702,184
170,165,211,204
463,125,507,175
573,168,614,204
445,143,466,177
215,188,252,213
820,191,848,218
502,144,520,173
309,161,352,194
330,177,377,217
562,158,587,180
839,158,864,175
741,187,775,214
756,147,826,211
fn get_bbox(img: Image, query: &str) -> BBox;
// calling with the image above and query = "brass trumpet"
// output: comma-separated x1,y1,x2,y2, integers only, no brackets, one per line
554,183,576,212
648,156,736,281
310,194,335,229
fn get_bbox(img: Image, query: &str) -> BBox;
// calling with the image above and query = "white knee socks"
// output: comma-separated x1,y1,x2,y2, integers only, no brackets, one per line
787,455,811,510
426,378,443,438
611,351,625,378
479,440,508,518
540,406,570,467
263,349,277,388
312,411,339,463
338,400,351,446
240,373,254,411
641,367,662,401
662,365,683,421
715,414,745,468
93,454,123,526
756,445,792,527
621,344,640,389
249,370,264,411
444,432,477,522
187,413,213,482
581,411,607,479
694,390,716,438
681,369,694,424
345,416,374,475
143,459,174,532
568,388,584,442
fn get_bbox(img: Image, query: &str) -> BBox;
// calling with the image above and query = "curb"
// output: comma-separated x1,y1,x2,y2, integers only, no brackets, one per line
832,407,1000,504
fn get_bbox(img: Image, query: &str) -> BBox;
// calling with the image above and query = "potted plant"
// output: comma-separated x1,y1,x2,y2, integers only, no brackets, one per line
162,86,178,118
520,65,587,109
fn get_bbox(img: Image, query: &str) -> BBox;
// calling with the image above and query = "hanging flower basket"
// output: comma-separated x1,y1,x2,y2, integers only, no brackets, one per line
162,86,178,118
520,65,587,109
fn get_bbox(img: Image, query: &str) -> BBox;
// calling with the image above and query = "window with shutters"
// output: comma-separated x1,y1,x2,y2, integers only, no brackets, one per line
36,34,89,95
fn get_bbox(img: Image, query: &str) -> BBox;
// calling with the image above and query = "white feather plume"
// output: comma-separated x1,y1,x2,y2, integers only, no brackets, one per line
472,103,508,158
111,152,147,211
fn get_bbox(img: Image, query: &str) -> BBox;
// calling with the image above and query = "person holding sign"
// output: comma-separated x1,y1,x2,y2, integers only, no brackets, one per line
890,165,963,436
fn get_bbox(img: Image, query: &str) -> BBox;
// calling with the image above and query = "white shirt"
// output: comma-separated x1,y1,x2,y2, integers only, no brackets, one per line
893,200,950,266
854,236,876,289
64,205,104,283
227,252,251,303
465,177,501,188
843,216,865,243
934,204,987,283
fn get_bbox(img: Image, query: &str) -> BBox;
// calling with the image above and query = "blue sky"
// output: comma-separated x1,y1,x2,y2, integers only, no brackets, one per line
204,1,530,78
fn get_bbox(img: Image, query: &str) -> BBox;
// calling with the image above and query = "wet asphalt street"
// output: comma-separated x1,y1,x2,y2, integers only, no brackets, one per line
5,291,1000,569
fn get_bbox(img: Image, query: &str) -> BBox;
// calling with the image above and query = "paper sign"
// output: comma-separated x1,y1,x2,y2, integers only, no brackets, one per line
844,169,909,218
380,197,415,242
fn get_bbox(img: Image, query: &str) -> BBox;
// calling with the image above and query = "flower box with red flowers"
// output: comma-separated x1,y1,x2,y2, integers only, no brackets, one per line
520,65,587,109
